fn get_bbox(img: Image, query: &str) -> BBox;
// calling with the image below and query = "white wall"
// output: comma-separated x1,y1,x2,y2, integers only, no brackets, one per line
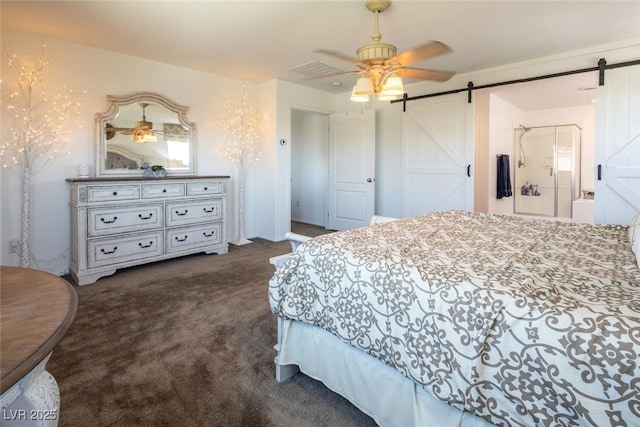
484,93,525,216
0,28,252,274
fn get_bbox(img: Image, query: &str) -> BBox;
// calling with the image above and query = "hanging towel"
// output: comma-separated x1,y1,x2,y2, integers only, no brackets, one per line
497,154,512,199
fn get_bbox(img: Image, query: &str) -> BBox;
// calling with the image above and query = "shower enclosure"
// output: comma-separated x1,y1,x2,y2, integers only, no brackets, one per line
513,124,581,218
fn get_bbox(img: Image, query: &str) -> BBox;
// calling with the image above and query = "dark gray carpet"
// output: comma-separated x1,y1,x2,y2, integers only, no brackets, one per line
49,239,377,426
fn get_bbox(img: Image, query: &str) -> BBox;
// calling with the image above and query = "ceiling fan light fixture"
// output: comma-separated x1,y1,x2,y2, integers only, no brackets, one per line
136,103,153,128
132,129,157,143
316,0,454,103
377,91,401,101
380,75,404,96
136,119,153,129
354,76,374,95
350,86,371,102
356,42,397,62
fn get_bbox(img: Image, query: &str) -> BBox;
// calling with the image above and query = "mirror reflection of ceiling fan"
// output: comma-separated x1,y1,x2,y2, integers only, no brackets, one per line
106,103,160,143
316,0,455,102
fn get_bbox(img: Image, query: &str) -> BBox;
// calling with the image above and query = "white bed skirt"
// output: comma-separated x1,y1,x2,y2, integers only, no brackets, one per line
276,318,493,427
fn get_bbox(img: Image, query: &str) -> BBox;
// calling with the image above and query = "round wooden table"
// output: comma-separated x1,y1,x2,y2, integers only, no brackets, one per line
1,266,77,426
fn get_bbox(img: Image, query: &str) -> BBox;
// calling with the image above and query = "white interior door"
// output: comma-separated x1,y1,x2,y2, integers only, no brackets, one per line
402,93,474,216
328,109,375,230
594,65,640,225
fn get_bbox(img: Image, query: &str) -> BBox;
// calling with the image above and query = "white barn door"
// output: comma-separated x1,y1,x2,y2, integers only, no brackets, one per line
328,109,375,230
594,65,640,225
402,93,474,217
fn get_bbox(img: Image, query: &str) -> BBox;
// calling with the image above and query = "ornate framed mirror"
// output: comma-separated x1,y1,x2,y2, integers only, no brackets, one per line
95,91,196,177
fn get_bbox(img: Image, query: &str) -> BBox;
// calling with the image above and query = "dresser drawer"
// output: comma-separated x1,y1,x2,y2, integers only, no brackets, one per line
142,183,185,199
88,231,163,268
88,204,163,237
87,185,140,202
187,181,224,196
166,223,222,253
166,199,222,226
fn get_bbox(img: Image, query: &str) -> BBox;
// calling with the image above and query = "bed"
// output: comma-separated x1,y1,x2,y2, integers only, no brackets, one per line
268,210,640,427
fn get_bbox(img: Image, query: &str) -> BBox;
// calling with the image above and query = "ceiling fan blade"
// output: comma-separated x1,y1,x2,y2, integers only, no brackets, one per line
314,49,364,66
395,67,455,82
390,41,451,67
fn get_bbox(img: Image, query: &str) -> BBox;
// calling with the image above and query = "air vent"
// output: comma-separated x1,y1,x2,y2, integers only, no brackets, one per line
289,61,344,78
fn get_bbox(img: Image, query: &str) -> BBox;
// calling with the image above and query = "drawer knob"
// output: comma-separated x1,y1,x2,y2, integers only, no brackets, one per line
100,246,118,255
203,231,215,238
204,187,208,191
175,235,188,242
100,216,118,224
138,213,154,220
163,189,167,193
175,209,188,216
203,207,215,213
138,241,153,249
113,191,118,196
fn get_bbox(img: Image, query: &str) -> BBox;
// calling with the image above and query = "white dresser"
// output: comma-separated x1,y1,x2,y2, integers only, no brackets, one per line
67,176,230,285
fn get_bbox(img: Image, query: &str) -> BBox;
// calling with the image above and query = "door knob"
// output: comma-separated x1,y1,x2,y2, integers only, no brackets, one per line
367,178,373,183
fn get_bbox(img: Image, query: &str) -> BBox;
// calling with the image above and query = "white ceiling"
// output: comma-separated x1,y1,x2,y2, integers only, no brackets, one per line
2,1,639,109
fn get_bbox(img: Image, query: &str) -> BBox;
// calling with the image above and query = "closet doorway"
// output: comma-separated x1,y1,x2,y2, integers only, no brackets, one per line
291,109,329,228
291,108,376,232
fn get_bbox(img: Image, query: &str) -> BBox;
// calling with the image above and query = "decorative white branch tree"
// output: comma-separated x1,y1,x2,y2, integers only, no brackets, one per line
0,43,83,268
219,86,262,245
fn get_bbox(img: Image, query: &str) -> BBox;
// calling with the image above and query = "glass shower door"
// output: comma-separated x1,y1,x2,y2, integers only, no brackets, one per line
556,126,577,218
514,126,556,217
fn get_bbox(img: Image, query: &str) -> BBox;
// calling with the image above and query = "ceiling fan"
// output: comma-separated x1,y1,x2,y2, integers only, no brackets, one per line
316,0,455,101
106,103,159,143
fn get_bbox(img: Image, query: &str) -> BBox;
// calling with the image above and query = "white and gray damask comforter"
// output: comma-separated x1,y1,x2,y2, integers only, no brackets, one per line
269,210,640,426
